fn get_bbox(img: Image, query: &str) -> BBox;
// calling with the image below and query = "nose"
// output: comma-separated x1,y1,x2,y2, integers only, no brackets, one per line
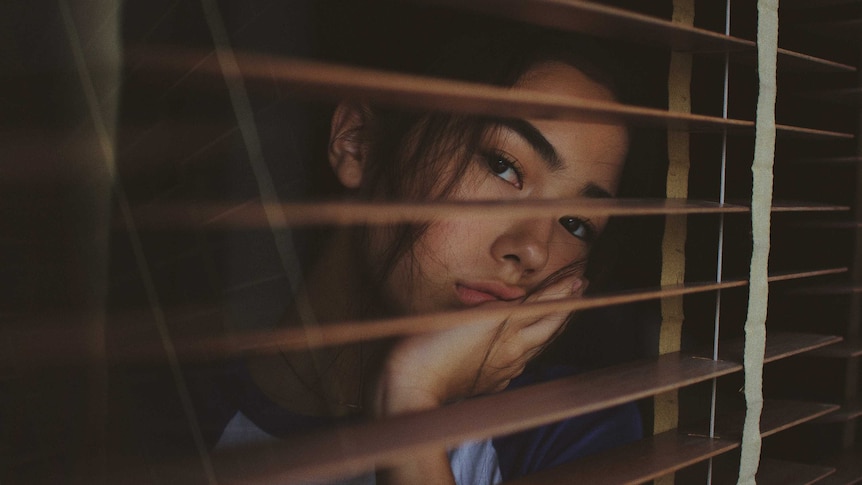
490,218,553,277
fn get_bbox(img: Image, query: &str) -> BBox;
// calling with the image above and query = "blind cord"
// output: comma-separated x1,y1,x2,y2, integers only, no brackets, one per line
707,2,732,484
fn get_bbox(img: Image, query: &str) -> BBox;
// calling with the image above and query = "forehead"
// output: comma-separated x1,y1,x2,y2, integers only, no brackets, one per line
512,62,629,196
516,61,618,103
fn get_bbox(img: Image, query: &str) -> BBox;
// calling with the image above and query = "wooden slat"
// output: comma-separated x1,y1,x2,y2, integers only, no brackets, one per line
505,430,738,485
710,400,839,440
419,0,855,72
5,269,846,367
502,400,837,485
124,199,848,230
772,48,857,73
160,268,849,357
791,156,862,164
421,0,749,51
8,123,847,182
817,445,862,485
767,268,849,283
705,42,857,74
706,332,844,365
127,198,746,230
130,47,748,130
774,124,855,140
753,458,836,485
769,200,850,212
783,0,862,8
810,340,862,358
711,457,836,485
212,353,741,484
3,279,742,367
813,401,862,424
129,48,855,138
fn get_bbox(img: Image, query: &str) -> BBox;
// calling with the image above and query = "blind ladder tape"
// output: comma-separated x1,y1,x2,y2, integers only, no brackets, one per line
656,2,694,484
737,1,779,483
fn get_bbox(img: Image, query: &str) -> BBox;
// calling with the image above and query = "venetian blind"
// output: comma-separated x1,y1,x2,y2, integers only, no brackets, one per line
2,1,861,484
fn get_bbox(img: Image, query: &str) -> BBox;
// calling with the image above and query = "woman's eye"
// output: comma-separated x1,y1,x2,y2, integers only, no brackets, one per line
559,216,596,242
484,152,523,189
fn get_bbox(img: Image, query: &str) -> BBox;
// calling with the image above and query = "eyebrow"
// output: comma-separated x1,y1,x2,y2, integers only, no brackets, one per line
581,182,614,199
491,118,616,199
495,118,564,171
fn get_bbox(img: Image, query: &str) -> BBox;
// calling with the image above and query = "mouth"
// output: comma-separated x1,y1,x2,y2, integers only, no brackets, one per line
455,282,526,307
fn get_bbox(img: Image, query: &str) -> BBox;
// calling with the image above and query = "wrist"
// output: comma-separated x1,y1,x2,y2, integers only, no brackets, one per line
372,362,444,417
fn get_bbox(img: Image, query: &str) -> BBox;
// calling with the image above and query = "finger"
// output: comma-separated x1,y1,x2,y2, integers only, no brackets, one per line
574,277,589,298
517,277,585,345
517,310,571,349
524,275,586,304
514,274,583,327
502,275,581,333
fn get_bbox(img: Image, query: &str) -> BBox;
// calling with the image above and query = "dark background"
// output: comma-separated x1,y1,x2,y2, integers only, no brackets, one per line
7,0,855,483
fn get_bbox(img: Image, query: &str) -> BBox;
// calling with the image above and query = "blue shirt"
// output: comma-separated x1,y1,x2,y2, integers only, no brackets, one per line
211,363,642,484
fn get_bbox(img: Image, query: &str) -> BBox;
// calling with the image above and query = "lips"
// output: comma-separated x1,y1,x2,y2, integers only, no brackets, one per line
455,282,526,307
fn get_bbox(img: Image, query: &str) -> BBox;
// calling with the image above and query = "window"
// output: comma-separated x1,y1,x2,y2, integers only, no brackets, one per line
3,1,860,483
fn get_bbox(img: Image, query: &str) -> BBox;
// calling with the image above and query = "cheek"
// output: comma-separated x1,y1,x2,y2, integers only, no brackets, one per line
414,219,484,271
380,220,485,313
548,237,590,274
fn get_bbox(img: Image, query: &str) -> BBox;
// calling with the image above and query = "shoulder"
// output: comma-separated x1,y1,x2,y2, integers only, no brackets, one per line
204,360,334,449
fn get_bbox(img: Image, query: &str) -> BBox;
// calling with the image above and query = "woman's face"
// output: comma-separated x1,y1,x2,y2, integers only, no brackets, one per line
372,61,629,315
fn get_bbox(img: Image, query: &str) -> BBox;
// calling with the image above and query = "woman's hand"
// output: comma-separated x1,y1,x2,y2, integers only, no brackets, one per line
372,275,586,417
371,275,585,485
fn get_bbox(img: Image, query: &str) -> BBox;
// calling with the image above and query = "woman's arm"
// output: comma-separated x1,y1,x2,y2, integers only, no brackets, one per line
373,389,456,485
371,276,586,485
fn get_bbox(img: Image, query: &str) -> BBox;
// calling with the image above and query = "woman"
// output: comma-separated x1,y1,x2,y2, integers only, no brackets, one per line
214,27,644,484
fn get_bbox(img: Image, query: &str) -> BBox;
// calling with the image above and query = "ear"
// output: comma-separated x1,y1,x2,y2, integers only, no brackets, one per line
329,102,372,189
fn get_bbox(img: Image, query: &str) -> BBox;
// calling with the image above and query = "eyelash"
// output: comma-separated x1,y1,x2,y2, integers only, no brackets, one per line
482,150,524,190
558,216,597,242
481,150,595,242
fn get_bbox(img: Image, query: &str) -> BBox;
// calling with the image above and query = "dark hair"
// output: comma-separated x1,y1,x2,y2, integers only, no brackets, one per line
343,26,640,313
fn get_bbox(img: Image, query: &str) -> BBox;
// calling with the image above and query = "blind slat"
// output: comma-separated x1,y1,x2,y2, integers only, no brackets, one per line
782,0,862,9
813,402,862,424
505,431,738,485
213,353,740,485
501,400,837,485
156,269,849,357
8,1,859,483
710,457,835,485
4,270,846,368
817,445,862,485
773,47,856,73
775,124,855,139
707,332,842,364
419,0,855,72
809,340,862,358
123,199,848,230
200,333,835,484
129,48,855,137
704,400,838,441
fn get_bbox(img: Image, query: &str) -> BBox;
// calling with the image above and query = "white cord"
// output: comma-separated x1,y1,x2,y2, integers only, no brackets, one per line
707,2,732,483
